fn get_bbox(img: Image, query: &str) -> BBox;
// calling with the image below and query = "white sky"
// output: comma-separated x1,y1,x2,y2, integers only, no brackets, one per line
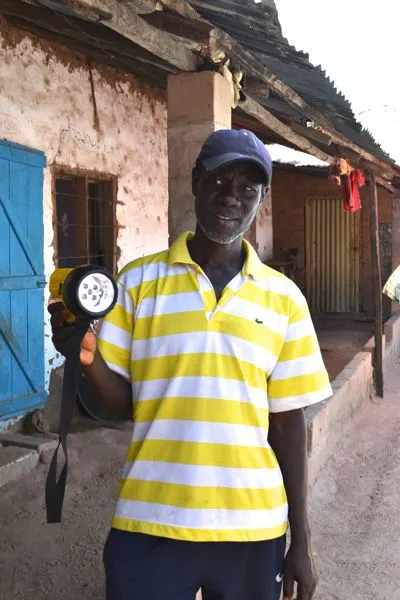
271,0,400,164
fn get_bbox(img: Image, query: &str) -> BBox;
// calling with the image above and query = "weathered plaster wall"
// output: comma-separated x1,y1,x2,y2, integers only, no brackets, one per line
0,22,168,388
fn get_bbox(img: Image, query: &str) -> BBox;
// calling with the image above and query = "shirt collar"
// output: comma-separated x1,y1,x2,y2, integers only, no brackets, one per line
168,231,266,281
168,231,197,267
241,239,267,281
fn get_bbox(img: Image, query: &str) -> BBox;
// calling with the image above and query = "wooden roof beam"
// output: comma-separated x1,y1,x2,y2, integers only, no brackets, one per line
59,0,198,71
238,98,394,178
31,0,398,177
158,0,204,20
156,1,398,177
209,28,397,178
239,96,331,164
64,0,160,17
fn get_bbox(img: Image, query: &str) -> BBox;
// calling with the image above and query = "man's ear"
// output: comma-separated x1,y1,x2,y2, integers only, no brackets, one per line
259,185,269,207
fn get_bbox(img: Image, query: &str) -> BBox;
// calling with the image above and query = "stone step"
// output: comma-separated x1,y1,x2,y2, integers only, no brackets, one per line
0,432,58,454
0,446,39,489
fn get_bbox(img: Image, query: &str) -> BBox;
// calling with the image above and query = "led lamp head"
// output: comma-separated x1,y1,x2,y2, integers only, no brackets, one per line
49,265,118,321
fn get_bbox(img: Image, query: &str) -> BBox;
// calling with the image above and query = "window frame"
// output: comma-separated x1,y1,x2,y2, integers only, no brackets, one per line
52,168,118,275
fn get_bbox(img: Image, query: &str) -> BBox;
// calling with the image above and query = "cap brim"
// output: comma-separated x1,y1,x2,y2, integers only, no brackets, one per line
202,152,270,184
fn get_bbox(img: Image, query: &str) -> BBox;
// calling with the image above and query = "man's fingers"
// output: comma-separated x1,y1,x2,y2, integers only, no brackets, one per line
49,307,71,329
296,578,317,600
296,585,307,600
283,573,295,600
48,301,65,316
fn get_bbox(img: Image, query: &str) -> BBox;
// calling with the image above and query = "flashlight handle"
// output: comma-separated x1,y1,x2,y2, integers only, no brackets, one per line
45,318,90,523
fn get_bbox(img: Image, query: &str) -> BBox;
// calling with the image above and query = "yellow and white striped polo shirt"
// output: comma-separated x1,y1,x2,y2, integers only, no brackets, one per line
97,231,332,542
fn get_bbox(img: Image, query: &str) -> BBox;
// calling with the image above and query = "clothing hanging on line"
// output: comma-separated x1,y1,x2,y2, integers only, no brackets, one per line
329,159,365,212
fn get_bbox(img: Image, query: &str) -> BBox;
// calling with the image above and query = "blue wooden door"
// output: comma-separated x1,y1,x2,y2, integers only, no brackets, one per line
0,141,46,420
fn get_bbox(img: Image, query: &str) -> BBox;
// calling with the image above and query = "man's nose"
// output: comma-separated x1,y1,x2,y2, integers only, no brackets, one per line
218,182,240,205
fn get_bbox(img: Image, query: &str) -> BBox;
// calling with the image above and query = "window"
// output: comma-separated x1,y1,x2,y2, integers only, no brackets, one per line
55,174,117,273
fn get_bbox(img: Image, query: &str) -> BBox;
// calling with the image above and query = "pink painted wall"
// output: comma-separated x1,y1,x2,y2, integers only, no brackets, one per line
0,21,169,386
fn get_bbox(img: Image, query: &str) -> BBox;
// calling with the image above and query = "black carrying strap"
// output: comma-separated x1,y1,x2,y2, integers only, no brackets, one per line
45,318,90,523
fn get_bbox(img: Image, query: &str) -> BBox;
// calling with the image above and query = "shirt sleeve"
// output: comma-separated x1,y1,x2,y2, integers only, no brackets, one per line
267,287,332,413
97,275,134,382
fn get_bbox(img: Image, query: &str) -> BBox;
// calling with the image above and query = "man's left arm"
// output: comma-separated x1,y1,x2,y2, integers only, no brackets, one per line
267,287,332,600
268,407,315,600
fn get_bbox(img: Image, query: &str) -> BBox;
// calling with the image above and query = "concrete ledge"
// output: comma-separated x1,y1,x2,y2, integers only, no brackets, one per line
0,447,39,489
384,314,400,371
306,351,373,485
363,333,386,360
0,433,58,454
362,314,400,374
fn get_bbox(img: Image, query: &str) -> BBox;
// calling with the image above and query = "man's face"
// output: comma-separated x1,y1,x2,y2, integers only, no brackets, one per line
194,161,267,245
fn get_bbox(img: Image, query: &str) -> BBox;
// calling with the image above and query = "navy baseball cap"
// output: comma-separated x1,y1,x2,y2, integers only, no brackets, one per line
196,129,272,184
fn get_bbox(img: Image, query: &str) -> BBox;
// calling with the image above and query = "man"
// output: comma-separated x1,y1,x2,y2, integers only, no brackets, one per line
50,129,332,600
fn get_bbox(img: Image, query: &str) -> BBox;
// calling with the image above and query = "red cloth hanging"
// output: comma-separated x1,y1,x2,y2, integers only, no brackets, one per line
342,169,366,212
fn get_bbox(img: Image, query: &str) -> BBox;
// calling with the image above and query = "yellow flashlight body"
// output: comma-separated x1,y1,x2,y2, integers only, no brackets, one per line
49,268,76,324
49,265,118,323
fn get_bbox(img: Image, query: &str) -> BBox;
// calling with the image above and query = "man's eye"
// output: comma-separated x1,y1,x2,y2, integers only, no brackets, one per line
242,184,255,192
214,178,223,185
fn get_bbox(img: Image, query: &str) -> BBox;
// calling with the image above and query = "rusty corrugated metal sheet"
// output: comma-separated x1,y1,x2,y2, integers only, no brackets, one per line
306,198,360,313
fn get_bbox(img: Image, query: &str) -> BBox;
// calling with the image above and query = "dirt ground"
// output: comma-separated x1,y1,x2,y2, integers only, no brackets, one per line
311,361,400,599
0,421,131,600
0,362,399,600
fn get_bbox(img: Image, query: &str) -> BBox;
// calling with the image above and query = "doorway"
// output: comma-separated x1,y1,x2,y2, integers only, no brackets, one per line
306,197,360,313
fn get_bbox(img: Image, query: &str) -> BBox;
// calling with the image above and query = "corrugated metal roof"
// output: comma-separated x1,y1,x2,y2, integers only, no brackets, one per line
192,0,394,165
0,0,396,168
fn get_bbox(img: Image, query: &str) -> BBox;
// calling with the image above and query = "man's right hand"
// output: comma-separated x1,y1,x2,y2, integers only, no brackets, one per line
48,302,132,420
48,302,97,367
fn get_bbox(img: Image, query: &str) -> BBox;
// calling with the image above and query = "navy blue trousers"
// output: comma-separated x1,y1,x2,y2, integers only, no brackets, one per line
103,528,285,600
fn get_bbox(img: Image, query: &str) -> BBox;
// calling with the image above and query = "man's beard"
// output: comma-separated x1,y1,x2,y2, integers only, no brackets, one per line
197,212,256,245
